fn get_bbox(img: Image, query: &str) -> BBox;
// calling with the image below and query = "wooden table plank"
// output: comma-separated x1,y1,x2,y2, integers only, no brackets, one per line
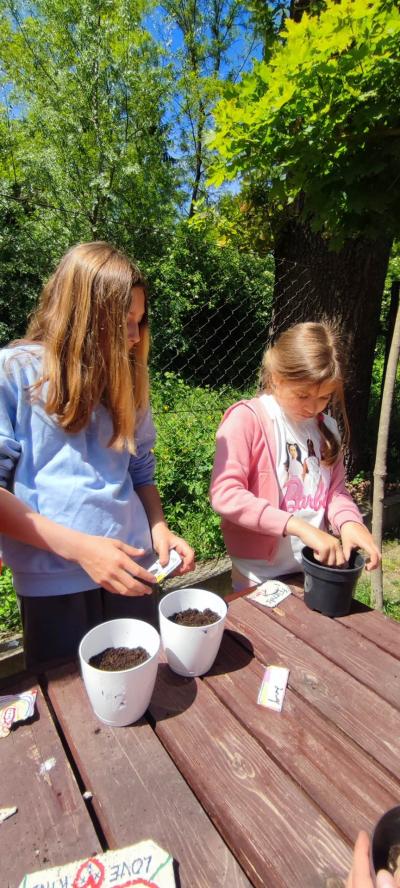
150,660,352,888
45,664,251,888
288,577,400,660
204,631,400,842
338,607,400,660
227,599,400,778
254,593,400,710
0,675,101,888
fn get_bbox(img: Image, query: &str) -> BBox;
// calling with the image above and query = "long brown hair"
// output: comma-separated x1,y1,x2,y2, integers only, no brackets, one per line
24,241,149,452
260,322,349,466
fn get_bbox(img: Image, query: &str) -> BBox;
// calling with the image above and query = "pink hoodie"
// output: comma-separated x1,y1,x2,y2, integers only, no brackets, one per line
209,398,363,560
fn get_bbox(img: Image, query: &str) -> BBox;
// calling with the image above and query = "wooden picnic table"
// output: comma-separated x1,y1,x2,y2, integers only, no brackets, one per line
1,577,400,888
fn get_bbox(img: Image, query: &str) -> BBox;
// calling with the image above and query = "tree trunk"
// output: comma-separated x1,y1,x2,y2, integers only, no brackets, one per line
272,219,393,476
371,300,400,609
381,280,399,401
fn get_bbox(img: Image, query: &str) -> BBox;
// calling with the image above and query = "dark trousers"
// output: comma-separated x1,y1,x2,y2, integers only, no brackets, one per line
18,587,159,671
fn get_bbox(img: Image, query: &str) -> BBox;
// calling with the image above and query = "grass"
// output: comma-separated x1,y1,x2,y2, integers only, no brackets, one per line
353,532,400,621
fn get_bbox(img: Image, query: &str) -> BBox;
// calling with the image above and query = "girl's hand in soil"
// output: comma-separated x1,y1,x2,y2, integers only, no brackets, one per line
285,517,347,567
73,535,157,597
151,522,195,576
346,831,395,888
340,522,382,571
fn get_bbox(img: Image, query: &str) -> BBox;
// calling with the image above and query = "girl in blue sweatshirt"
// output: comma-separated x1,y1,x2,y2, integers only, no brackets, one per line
0,242,194,668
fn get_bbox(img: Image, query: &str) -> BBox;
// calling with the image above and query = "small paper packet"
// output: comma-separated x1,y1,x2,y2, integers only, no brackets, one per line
18,839,176,888
0,807,17,823
247,580,292,608
0,689,37,738
257,665,289,712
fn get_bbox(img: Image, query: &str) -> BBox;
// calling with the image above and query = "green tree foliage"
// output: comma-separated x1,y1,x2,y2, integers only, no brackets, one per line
158,0,256,216
148,222,274,388
0,0,178,278
210,0,400,244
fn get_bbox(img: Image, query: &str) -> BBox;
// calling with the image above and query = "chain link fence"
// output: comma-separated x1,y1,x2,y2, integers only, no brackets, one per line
150,258,317,407
148,259,323,560
148,258,399,563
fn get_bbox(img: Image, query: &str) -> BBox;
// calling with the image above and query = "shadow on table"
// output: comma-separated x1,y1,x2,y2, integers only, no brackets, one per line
207,629,254,677
348,599,374,615
173,859,182,888
149,630,254,722
149,662,198,722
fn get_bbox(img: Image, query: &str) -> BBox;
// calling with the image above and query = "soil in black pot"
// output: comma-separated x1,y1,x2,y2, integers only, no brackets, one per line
169,607,220,626
89,646,150,671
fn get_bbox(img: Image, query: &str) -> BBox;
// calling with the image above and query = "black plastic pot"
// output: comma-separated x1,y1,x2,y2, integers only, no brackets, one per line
301,546,365,618
371,805,400,882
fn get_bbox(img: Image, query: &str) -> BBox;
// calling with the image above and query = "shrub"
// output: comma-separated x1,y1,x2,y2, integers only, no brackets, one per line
147,222,274,391
0,565,21,633
152,371,253,559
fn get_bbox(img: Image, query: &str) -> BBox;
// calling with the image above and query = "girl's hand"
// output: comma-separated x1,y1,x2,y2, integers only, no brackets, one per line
151,522,195,576
286,516,347,567
74,535,157,597
340,522,382,572
346,831,395,888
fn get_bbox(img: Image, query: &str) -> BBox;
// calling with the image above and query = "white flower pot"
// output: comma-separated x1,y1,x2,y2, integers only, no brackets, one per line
159,588,227,677
79,618,160,726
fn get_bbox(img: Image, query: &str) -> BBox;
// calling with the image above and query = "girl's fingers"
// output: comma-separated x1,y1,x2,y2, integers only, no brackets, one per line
156,542,170,566
314,542,346,568
103,570,154,597
342,542,352,563
170,539,195,572
351,831,374,886
121,559,156,585
118,543,146,557
99,578,142,597
364,548,381,571
103,549,156,587
335,546,347,567
376,870,396,887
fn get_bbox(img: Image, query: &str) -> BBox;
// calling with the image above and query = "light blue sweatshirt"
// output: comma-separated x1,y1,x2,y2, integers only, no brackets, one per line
0,344,155,597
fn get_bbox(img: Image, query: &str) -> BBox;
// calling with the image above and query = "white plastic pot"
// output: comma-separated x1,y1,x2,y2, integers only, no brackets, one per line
79,618,160,726
159,588,227,677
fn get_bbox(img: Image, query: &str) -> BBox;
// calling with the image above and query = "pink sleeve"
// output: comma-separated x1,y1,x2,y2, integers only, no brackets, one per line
209,404,289,537
326,456,364,534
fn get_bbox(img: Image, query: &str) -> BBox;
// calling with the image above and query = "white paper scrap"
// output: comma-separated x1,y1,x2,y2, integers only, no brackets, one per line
257,665,290,712
0,807,17,823
247,580,292,608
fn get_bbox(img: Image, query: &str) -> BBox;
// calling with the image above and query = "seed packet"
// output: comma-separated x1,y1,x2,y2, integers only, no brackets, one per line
18,840,176,887
247,580,292,608
0,689,37,738
257,665,289,712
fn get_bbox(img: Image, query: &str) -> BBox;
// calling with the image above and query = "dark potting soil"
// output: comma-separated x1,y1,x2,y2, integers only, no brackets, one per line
89,646,150,671
169,607,220,626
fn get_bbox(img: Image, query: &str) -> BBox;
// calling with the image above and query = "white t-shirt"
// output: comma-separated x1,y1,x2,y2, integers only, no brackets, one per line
232,394,334,582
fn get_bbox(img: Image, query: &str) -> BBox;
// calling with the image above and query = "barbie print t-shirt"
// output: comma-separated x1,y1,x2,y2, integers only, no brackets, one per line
232,394,334,582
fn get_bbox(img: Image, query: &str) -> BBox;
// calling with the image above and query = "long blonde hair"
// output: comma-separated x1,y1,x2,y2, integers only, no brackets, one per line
261,322,349,466
24,241,149,452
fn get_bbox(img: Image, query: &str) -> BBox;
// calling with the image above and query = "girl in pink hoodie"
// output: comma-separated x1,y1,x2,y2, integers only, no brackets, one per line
210,322,380,591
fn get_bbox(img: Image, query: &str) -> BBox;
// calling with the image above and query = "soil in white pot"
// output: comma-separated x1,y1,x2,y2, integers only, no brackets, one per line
89,646,150,671
169,607,220,627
